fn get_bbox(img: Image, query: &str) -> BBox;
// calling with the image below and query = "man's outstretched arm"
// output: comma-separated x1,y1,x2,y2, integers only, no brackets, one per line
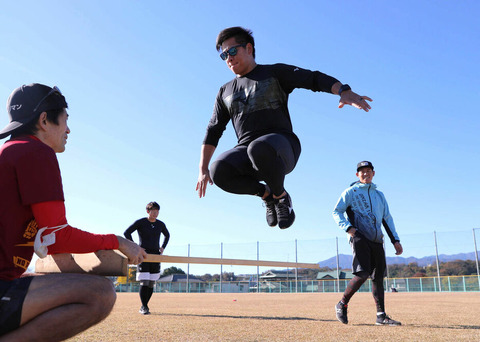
331,82,372,112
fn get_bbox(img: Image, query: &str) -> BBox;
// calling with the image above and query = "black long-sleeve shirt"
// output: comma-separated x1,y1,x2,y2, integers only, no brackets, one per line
124,218,170,254
203,63,339,147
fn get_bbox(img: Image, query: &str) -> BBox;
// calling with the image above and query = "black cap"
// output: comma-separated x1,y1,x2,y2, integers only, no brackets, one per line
357,161,374,171
0,83,67,139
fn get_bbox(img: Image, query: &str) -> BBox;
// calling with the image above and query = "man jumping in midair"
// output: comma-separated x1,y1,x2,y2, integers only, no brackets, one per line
197,26,372,229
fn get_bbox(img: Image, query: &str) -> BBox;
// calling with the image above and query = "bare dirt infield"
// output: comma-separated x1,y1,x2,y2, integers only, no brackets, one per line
67,292,479,342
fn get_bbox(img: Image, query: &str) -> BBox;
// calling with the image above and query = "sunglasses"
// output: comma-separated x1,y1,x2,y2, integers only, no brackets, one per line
33,86,62,113
219,44,246,60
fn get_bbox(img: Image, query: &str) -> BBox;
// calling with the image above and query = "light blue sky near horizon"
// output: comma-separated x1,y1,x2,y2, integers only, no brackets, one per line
1,1,479,268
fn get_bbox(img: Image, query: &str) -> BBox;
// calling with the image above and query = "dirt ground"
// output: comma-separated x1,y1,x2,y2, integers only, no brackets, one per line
67,292,479,342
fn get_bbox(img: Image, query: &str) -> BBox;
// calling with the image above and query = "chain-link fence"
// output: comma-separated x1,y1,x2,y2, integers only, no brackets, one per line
115,228,480,293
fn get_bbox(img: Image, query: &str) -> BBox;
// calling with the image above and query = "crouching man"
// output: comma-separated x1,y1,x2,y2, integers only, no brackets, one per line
0,84,147,341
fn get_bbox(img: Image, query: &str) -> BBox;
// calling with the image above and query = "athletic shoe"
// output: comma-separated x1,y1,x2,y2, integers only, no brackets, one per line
335,301,348,324
275,192,295,229
375,313,401,326
263,194,277,227
139,306,150,315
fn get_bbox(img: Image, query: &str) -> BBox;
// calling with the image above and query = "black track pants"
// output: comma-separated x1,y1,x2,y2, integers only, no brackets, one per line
210,133,301,197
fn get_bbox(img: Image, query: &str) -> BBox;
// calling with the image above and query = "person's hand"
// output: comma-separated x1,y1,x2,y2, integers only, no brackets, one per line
116,236,147,264
347,227,357,238
339,90,372,112
159,247,165,255
394,241,403,255
196,169,213,198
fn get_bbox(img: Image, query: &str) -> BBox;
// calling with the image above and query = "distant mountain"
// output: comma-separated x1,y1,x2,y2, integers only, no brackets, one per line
318,254,352,269
319,252,477,269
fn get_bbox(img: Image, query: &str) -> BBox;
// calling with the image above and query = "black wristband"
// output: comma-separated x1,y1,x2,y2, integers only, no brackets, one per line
338,84,351,96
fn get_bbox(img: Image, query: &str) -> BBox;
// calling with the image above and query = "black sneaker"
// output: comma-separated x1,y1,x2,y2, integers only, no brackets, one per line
263,194,277,227
335,301,348,324
139,306,150,315
375,313,401,326
275,192,295,229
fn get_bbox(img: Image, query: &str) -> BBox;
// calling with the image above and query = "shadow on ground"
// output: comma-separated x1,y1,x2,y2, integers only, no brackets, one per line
152,312,335,322
354,323,480,330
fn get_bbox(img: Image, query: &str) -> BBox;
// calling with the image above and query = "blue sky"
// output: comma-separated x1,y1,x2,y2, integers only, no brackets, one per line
1,1,479,270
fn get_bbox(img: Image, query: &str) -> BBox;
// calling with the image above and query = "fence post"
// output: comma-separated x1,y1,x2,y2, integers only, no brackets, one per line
336,237,340,293
220,242,223,293
257,241,260,293
295,239,298,293
434,231,442,292
473,228,480,291
187,244,190,293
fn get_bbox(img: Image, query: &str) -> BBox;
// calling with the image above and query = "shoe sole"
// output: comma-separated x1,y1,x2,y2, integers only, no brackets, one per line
278,214,295,229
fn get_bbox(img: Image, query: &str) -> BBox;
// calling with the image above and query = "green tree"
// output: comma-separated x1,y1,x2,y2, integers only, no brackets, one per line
222,272,235,281
386,260,478,278
199,273,213,281
412,270,427,277
439,260,478,276
161,266,185,277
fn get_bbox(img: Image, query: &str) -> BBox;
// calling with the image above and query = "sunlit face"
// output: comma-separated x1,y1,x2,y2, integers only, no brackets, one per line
221,37,255,76
44,110,70,153
147,208,159,221
356,167,375,184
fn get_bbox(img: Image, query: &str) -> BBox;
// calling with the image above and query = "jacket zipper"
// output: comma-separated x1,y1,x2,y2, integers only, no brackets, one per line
367,185,378,241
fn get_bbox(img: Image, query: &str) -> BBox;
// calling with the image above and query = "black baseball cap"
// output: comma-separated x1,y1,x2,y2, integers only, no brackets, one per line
0,83,67,139
357,161,374,171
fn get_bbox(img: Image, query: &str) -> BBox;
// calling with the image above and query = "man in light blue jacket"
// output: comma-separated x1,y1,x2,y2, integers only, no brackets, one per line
332,161,403,326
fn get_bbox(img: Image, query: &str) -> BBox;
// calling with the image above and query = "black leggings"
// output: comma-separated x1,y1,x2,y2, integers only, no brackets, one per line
342,271,385,313
210,133,301,197
139,282,154,307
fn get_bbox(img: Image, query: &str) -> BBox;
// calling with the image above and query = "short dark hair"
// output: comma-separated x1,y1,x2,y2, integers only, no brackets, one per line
11,108,67,138
146,201,160,211
216,26,255,59
10,92,68,138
